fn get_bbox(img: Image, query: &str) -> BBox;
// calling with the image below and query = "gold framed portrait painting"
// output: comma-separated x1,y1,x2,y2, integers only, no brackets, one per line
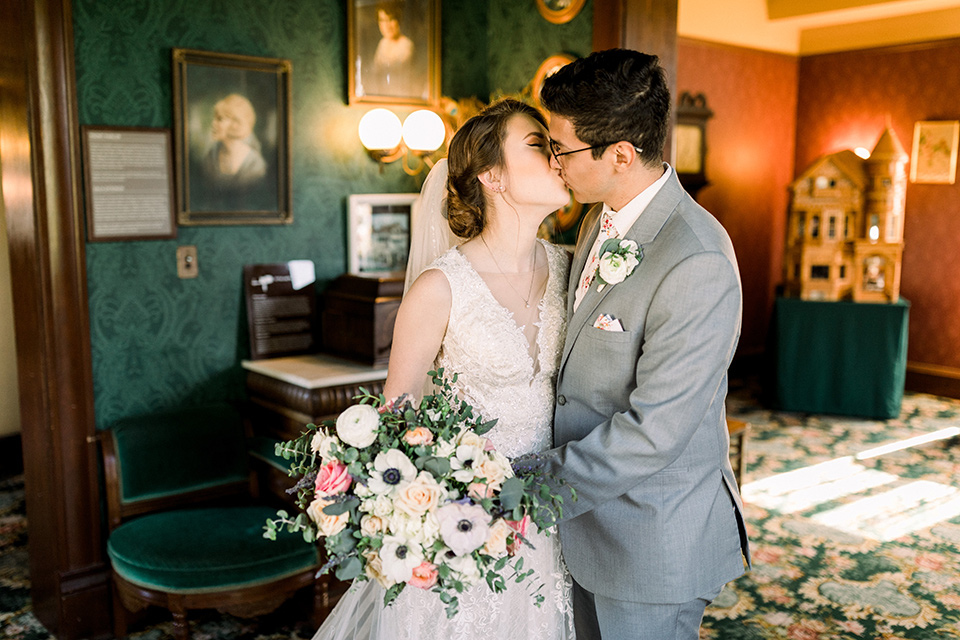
348,0,440,106
172,48,292,226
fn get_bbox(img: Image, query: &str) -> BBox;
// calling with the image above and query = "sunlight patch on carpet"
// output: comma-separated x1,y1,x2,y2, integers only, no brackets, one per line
812,481,960,541
742,456,898,513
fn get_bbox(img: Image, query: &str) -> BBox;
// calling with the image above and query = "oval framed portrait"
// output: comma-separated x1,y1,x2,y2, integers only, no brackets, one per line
535,0,586,24
531,53,576,107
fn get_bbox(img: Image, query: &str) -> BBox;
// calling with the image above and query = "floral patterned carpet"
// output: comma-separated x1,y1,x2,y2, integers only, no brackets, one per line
705,379,960,639
3,380,960,640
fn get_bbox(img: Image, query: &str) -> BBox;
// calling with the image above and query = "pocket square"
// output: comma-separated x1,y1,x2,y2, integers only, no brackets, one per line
593,313,624,332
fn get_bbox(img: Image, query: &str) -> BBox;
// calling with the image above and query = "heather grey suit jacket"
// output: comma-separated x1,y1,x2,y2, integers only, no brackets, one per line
543,167,750,604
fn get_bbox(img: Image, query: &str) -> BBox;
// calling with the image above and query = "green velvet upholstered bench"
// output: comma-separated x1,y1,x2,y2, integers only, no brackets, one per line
101,404,322,640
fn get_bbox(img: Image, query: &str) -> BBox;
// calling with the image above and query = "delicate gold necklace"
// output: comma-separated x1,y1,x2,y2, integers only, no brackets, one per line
480,234,540,308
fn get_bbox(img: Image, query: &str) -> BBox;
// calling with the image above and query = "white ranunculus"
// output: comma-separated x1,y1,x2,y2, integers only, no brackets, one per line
370,494,395,518
598,252,631,285
620,239,639,253
457,430,487,450
368,449,418,495
310,428,339,461
445,553,482,587
336,404,380,448
436,502,490,556
420,511,441,546
434,438,457,459
379,535,425,584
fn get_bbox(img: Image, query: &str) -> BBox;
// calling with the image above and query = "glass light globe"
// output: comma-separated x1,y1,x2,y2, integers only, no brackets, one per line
359,109,402,151
402,110,446,152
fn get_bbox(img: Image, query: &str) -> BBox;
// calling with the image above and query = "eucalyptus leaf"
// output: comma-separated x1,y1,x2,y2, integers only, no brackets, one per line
323,498,359,516
335,556,362,581
474,418,498,435
499,477,524,511
423,456,451,477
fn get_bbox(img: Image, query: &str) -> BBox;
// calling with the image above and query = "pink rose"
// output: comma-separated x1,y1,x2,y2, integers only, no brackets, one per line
467,482,495,501
408,561,439,589
506,515,530,556
403,426,435,446
315,459,352,497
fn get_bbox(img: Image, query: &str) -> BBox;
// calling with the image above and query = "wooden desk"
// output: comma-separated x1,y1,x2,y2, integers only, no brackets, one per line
243,353,388,442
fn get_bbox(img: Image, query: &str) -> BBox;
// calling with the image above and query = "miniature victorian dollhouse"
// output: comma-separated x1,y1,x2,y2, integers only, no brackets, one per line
782,126,908,303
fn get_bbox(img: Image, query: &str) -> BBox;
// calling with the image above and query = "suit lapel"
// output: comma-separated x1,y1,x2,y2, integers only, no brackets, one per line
560,170,685,374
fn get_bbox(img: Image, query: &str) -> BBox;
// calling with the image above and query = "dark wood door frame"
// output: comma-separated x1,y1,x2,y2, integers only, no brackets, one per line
593,0,678,163
0,0,110,637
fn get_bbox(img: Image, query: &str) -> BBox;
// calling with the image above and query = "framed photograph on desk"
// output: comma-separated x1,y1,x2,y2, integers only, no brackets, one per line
347,193,418,274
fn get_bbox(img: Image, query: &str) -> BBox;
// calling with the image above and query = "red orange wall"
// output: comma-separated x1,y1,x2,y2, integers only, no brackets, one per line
677,38,799,356
796,39,960,371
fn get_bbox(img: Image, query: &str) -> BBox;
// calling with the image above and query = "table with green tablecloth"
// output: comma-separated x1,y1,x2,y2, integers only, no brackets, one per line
773,297,909,419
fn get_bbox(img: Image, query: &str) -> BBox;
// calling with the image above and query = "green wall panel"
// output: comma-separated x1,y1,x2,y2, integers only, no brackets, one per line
76,0,589,429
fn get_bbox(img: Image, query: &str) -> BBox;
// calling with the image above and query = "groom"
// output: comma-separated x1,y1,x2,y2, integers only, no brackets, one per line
535,49,751,639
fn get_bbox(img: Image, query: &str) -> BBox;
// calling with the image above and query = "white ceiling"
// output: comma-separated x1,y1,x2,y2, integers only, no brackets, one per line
677,0,960,54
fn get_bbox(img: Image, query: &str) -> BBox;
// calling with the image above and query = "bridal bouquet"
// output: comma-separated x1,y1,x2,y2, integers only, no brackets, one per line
263,369,571,618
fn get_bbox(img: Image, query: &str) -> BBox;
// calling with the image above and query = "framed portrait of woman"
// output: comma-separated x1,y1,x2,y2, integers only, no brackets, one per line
348,0,440,106
172,48,292,225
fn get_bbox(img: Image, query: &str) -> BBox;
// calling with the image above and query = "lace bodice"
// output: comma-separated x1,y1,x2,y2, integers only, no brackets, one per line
428,239,569,458
312,240,574,640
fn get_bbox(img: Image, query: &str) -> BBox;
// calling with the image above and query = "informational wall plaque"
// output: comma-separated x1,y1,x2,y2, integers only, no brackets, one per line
243,261,318,360
82,126,177,241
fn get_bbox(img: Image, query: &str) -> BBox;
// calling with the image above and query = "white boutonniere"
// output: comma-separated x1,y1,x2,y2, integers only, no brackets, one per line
596,239,642,292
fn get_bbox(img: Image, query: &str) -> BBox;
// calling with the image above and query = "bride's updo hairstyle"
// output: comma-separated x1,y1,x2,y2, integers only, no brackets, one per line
445,99,548,239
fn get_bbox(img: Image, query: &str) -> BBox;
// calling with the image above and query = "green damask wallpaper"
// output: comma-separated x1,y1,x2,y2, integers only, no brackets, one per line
75,0,591,429
487,0,592,97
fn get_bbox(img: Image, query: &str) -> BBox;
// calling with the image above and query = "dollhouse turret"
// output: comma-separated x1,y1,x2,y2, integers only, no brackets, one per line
782,125,908,303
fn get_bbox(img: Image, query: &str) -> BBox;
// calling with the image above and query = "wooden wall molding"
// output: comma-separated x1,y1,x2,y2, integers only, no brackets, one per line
0,0,110,637
906,361,960,400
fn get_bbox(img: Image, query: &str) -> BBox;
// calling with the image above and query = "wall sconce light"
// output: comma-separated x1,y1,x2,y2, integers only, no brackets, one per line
359,108,446,175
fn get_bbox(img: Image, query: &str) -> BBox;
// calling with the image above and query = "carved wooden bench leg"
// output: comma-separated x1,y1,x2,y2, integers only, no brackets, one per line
111,584,129,639
171,601,190,640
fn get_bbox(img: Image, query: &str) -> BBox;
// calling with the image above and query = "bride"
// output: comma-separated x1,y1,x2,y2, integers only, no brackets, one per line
313,99,575,639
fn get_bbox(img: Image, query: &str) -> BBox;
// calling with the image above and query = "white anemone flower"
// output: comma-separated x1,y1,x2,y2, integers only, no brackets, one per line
379,535,425,584
450,444,485,483
368,449,418,495
436,502,490,556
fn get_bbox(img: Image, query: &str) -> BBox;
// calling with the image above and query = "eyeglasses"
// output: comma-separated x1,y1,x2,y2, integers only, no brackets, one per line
549,140,642,161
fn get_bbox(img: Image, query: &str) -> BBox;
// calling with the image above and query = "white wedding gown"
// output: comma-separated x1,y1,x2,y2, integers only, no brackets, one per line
313,239,575,640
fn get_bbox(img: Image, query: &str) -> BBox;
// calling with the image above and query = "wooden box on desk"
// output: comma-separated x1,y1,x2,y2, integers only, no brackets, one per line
321,272,404,366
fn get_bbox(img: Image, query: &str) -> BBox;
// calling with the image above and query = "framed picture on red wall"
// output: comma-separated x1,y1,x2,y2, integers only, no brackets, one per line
910,120,960,184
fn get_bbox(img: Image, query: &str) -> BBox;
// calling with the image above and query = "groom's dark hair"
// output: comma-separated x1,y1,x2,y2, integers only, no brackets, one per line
540,49,669,167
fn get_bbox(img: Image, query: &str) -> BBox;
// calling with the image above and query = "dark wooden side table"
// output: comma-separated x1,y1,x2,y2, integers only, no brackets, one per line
242,353,388,618
243,353,388,441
